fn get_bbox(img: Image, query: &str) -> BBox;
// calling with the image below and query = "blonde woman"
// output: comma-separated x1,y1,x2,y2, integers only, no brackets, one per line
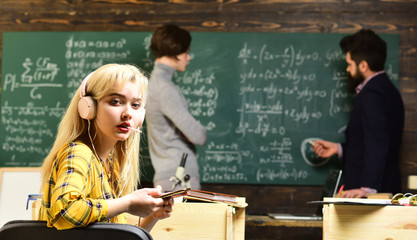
39,63,173,231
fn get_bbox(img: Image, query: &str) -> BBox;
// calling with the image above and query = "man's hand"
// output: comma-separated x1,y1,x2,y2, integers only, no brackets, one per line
339,188,368,198
312,140,338,158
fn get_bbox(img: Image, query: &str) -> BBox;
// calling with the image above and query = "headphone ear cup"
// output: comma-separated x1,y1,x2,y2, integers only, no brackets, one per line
137,109,146,128
78,96,96,120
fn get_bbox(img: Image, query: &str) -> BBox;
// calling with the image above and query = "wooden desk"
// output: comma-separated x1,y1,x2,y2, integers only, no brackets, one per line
323,203,417,239
151,200,246,240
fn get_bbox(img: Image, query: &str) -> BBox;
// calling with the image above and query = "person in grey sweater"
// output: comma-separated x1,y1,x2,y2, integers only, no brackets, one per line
146,24,207,192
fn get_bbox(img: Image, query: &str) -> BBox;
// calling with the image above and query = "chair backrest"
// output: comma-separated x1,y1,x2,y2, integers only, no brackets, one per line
0,220,153,240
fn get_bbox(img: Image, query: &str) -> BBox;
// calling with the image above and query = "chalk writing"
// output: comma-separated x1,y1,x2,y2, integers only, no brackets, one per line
175,69,218,118
140,34,154,69
3,57,61,100
206,40,354,183
1,100,65,162
239,43,321,67
256,168,309,182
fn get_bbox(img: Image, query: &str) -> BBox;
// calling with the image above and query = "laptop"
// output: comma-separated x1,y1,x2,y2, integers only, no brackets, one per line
268,169,343,221
268,213,323,221
322,169,343,198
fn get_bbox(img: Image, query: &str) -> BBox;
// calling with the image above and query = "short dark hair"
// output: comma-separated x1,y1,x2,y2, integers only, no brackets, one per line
340,29,387,71
150,24,191,59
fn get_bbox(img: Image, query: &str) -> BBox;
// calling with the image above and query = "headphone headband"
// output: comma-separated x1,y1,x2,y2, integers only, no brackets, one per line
79,72,94,98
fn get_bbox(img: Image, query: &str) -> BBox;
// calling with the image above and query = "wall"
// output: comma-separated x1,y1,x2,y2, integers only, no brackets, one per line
0,0,416,238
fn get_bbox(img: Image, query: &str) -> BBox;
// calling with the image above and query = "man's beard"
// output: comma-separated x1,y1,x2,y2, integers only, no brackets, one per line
347,71,365,94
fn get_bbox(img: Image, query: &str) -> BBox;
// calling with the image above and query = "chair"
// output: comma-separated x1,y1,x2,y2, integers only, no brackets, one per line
0,220,153,240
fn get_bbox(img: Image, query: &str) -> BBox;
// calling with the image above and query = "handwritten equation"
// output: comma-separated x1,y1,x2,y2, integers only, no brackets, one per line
3,58,61,100
197,39,352,184
174,69,219,132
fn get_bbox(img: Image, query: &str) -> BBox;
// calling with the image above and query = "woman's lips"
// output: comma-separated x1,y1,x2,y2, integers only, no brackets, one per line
117,123,130,132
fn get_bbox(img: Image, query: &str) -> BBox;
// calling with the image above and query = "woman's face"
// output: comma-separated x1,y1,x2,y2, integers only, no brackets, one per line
94,82,145,145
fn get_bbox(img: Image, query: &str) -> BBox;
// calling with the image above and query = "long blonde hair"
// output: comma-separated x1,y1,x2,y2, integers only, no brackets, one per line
41,63,148,197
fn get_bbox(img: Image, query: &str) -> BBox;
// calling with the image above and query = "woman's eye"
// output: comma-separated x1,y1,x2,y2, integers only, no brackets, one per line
132,102,141,109
111,99,121,105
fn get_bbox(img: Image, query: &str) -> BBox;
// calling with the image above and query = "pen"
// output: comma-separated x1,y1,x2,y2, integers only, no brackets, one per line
337,185,344,195
128,126,142,133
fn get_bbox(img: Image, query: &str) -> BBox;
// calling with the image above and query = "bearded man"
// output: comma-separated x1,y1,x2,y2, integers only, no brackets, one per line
313,29,404,198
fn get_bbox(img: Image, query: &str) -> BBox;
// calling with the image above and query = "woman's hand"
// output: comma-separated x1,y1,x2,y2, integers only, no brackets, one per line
107,185,174,231
134,186,175,232
151,197,174,220
125,186,166,218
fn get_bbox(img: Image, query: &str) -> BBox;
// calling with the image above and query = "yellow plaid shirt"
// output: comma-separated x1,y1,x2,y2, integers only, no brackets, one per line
39,141,127,229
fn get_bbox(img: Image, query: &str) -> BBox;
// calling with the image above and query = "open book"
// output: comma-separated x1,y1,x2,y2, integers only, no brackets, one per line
159,188,248,208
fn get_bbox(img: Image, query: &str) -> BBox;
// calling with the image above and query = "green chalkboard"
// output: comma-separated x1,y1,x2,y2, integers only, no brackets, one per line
0,32,399,185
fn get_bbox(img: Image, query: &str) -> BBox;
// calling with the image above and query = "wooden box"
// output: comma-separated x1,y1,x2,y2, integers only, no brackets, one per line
323,203,417,239
150,198,246,240
32,195,246,240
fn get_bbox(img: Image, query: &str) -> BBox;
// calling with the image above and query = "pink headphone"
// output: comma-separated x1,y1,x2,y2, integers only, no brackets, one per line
78,72,96,120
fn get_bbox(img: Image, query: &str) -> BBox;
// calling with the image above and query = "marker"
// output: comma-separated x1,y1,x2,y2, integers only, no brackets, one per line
128,127,142,133
337,185,345,195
